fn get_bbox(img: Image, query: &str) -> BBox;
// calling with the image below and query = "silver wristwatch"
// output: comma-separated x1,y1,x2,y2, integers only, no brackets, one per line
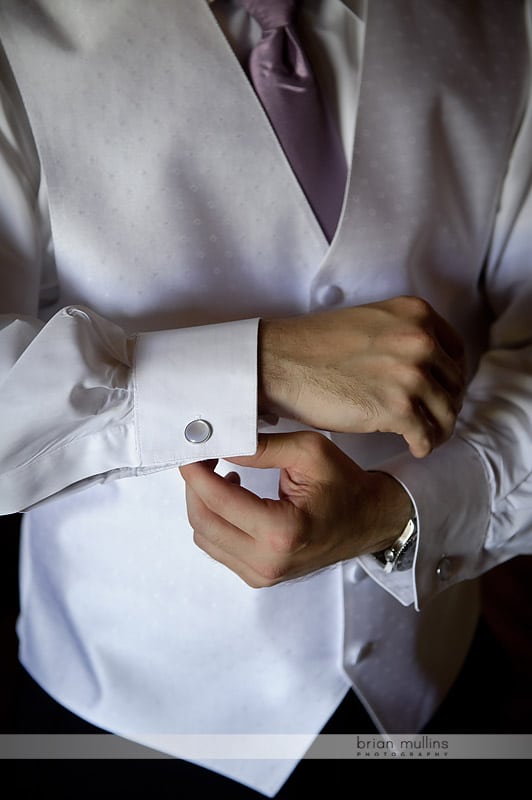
372,517,418,573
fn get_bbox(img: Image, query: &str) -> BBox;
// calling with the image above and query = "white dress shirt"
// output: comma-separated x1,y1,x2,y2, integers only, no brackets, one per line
0,0,532,795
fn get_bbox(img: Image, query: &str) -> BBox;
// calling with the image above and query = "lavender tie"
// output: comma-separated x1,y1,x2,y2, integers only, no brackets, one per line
237,0,347,241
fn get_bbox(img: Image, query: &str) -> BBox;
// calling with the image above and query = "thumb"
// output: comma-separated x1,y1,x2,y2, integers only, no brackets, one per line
179,457,218,481
226,431,331,476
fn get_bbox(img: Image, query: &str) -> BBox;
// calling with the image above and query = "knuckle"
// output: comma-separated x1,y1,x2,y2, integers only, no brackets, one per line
398,402,419,427
268,522,306,555
388,329,436,365
400,295,433,320
398,364,425,393
256,558,289,584
242,575,263,590
193,525,222,552
187,506,201,529
394,398,428,438
395,380,422,410
192,529,206,550
411,330,437,358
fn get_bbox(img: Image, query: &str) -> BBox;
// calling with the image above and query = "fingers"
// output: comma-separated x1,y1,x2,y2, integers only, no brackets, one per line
382,298,466,455
425,338,465,409
182,461,311,587
396,295,464,360
413,370,461,454
180,434,388,586
180,456,306,547
227,430,336,477
193,524,313,588
426,330,466,423
181,461,266,538
413,327,466,452
383,370,459,458
409,297,466,400
430,305,466,364
192,529,271,588
185,479,276,586
395,398,440,458
184,478,256,558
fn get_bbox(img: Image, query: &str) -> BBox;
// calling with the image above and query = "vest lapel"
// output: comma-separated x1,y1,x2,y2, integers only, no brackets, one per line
0,0,329,328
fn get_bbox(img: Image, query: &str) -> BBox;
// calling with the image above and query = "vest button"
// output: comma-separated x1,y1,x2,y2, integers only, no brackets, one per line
348,562,367,584
436,556,452,581
315,284,344,307
345,641,373,666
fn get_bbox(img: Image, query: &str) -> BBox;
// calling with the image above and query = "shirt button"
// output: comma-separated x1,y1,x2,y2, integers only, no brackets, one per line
315,284,344,308
348,562,368,584
184,419,213,444
345,641,372,666
436,556,452,581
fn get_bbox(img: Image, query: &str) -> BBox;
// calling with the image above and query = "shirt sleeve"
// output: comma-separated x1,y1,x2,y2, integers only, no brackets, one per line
359,3,532,609
0,59,258,516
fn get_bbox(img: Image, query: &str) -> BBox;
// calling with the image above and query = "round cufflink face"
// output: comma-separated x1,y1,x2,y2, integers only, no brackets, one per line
184,419,213,444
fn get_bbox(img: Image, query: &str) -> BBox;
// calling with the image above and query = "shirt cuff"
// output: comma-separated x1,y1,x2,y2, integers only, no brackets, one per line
134,317,259,467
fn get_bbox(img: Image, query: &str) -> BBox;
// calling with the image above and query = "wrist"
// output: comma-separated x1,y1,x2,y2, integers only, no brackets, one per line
258,317,296,419
361,470,415,555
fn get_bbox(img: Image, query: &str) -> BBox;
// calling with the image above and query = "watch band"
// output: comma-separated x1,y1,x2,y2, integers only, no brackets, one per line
372,516,418,573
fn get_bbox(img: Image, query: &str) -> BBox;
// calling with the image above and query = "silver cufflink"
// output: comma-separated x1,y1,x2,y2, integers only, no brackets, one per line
184,419,212,444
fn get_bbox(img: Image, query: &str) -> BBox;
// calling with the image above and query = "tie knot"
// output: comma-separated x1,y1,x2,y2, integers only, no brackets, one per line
237,0,298,31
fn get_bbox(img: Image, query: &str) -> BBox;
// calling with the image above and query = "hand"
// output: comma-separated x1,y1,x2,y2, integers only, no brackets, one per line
259,295,465,457
179,431,413,588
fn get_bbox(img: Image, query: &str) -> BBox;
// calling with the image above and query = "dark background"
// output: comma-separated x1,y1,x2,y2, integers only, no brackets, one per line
1,511,531,733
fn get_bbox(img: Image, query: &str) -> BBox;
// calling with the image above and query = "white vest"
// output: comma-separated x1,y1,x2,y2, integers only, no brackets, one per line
0,1,528,795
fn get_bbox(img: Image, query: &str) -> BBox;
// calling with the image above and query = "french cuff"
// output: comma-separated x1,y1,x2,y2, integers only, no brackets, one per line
133,318,259,466
360,435,491,612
